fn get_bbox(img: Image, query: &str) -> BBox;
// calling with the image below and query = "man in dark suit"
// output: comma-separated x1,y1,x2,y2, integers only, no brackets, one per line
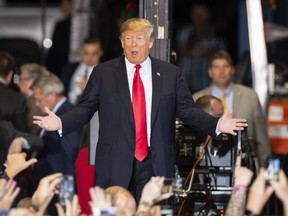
30,73,81,213
0,52,27,132
18,63,49,135
34,18,247,202
46,0,72,77
31,72,81,179
60,37,103,104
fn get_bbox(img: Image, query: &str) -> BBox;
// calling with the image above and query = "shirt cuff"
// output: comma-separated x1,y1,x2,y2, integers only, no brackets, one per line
20,137,31,150
57,118,63,137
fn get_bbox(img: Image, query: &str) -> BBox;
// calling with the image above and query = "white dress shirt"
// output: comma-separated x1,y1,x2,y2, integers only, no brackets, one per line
69,63,95,105
125,57,152,147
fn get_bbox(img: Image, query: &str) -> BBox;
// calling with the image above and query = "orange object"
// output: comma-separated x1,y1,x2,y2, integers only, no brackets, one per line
267,99,288,154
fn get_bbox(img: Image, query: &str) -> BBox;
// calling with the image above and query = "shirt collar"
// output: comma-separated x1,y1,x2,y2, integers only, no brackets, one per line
52,97,67,113
80,62,96,72
211,84,233,95
124,57,151,75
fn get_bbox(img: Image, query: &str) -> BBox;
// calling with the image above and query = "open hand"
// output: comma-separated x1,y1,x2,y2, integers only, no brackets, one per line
5,153,37,179
218,110,248,135
33,106,61,131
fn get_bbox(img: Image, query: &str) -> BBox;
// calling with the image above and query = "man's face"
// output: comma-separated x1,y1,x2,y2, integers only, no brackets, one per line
17,70,34,96
210,99,224,117
32,89,55,113
81,43,102,67
121,29,154,64
208,58,234,88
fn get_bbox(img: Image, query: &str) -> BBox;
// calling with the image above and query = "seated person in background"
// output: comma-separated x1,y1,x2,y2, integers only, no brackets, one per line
195,95,224,117
195,95,232,159
60,37,103,105
193,50,271,164
0,52,27,132
17,63,49,135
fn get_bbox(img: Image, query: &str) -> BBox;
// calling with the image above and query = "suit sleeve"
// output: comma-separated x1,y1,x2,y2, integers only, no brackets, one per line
14,131,44,154
175,68,219,136
60,67,99,136
13,95,27,132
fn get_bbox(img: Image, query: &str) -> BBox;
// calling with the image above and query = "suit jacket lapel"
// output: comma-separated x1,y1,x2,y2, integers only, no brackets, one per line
151,58,162,126
114,57,134,127
233,84,241,117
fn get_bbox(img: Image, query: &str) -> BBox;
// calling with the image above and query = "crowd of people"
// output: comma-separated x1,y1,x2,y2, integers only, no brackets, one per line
0,6,286,216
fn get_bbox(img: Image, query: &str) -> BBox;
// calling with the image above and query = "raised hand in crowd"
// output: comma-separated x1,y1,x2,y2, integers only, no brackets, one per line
225,156,253,216
233,155,254,186
140,176,173,205
270,169,288,216
136,176,173,216
0,179,20,209
246,168,274,215
55,195,81,216
5,153,37,179
30,173,62,215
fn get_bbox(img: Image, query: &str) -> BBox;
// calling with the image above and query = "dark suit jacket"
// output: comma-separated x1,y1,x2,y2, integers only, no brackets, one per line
0,83,27,131
0,120,44,168
46,16,71,77
33,100,81,187
60,62,79,97
60,56,218,188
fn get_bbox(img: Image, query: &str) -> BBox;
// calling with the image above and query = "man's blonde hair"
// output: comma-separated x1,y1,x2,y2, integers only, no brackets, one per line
120,18,154,38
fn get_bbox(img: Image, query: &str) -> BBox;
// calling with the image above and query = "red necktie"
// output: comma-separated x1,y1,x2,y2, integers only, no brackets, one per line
132,64,148,162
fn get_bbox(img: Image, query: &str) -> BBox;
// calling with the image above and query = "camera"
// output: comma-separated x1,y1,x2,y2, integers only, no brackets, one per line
264,155,280,184
58,175,74,206
161,178,184,194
